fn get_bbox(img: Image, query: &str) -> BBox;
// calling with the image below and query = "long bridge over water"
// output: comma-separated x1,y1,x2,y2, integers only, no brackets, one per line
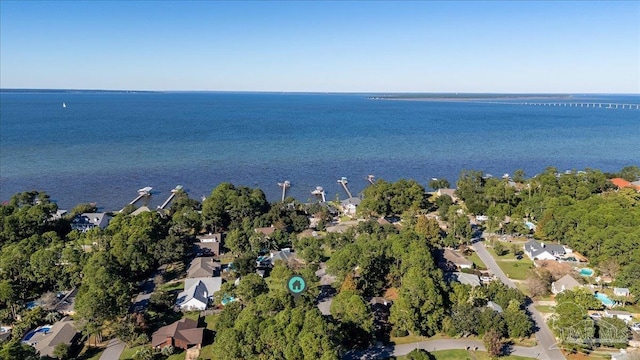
493,102,640,109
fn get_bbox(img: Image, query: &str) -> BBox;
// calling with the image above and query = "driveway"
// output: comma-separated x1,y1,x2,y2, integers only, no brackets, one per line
99,338,126,360
472,238,565,360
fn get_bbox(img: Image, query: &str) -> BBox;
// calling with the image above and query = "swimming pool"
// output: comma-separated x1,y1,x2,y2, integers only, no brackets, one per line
579,268,594,277
595,292,614,307
22,326,51,342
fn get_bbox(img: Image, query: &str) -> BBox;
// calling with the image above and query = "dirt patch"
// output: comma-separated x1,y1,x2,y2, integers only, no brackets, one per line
384,287,399,301
536,260,573,280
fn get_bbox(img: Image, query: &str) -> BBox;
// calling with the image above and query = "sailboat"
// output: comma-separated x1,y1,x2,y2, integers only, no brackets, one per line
62,103,66,108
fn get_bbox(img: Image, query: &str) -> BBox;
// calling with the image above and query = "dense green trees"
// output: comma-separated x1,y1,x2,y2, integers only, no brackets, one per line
202,183,269,231
359,179,428,217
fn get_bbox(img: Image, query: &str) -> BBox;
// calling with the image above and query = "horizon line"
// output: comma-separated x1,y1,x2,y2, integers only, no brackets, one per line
2,88,639,95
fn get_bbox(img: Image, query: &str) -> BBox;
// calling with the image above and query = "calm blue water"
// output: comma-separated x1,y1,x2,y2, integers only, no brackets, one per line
1,92,639,210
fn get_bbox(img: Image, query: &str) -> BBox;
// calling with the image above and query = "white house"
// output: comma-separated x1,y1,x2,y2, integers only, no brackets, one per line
176,280,210,311
613,287,631,297
604,309,634,323
524,239,570,261
71,213,111,232
340,197,361,217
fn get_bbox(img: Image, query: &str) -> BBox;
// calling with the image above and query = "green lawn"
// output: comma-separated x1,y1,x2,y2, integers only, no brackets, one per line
158,280,184,292
466,251,487,270
495,259,534,280
119,345,142,360
394,349,536,360
535,305,555,313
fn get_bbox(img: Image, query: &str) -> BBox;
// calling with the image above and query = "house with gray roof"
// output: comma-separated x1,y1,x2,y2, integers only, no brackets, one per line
487,301,503,313
614,287,631,297
340,197,361,217
270,248,300,266
524,239,570,261
187,257,220,278
551,274,582,294
176,280,211,311
445,272,481,287
23,317,78,358
70,212,111,232
437,249,473,270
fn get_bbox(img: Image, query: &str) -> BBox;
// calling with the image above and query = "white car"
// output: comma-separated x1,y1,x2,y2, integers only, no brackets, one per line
631,323,640,332
590,312,602,320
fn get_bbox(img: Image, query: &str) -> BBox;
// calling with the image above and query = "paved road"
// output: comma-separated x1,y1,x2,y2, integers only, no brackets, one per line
472,238,565,360
99,338,126,360
344,339,544,359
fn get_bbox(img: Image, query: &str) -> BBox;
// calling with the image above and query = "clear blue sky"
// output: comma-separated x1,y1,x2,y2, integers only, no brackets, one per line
1,1,639,93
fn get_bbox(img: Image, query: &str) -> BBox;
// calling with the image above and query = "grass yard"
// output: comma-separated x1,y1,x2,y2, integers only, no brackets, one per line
158,280,184,292
466,251,487,270
496,259,534,280
119,345,142,359
535,305,555,313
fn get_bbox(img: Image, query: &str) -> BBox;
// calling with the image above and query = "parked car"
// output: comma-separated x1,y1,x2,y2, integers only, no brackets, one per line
631,322,640,332
590,312,602,320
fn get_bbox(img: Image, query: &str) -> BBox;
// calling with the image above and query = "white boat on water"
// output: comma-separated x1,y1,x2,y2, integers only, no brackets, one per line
138,186,152,194
62,102,66,108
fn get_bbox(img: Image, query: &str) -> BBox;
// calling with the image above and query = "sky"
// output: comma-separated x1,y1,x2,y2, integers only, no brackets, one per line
1,1,639,93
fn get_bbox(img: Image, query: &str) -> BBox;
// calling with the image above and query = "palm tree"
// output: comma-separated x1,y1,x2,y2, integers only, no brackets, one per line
44,311,61,324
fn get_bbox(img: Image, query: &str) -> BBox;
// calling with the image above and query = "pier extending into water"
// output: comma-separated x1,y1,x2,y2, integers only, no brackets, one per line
129,187,152,205
337,177,352,198
158,185,183,210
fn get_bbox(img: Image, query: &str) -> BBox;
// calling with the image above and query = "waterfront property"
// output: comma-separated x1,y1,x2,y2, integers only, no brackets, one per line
340,197,361,217
70,212,111,232
551,274,582,295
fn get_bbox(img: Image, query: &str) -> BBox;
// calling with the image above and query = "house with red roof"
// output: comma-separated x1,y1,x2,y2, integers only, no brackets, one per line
610,178,640,191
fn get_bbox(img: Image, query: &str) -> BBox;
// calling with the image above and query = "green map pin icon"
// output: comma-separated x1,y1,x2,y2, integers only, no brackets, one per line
287,275,307,297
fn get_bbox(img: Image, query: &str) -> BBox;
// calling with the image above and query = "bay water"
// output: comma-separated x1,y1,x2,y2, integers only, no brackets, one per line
1,92,638,210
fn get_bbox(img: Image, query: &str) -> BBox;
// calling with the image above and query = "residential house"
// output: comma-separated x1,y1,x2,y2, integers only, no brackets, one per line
176,280,211,311
613,288,631,297
610,178,640,191
176,257,222,311
70,212,111,232
551,274,582,294
151,318,204,350
194,233,225,256
524,239,570,261
23,317,78,358
187,257,221,278
604,310,634,323
340,197,361,217
445,272,481,287
486,301,503,313
130,206,152,216
270,248,300,267
437,249,473,271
